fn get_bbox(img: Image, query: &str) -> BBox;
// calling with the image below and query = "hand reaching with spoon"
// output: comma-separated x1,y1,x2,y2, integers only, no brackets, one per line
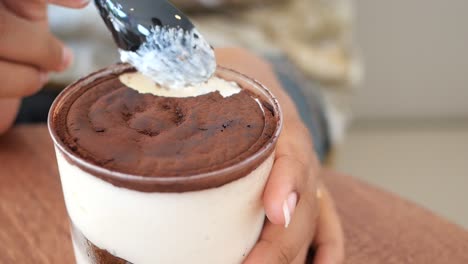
0,0,90,134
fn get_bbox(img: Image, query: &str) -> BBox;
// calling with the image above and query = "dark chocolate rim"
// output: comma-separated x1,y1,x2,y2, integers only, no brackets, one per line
48,63,283,192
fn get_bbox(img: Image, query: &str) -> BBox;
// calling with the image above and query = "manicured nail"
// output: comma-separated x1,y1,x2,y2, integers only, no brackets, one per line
40,72,49,85
61,46,73,71
283,192,298,228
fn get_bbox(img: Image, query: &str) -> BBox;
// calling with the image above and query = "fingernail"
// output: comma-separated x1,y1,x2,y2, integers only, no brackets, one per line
61,46,73,71
40,72,49,85
283,192,298,228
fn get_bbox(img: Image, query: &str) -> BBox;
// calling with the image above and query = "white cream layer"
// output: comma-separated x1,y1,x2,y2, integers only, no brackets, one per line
57,150,273,264
119,27,216,89
119,71,241,98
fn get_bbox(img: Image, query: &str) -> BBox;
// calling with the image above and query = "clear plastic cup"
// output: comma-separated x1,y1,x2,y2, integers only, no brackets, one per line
48,64,283,264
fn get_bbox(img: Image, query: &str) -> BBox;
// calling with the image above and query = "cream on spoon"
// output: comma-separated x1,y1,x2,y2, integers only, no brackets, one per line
94,0,216,89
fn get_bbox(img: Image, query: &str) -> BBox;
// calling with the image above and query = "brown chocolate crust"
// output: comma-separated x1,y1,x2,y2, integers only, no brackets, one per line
72,223,132,264
49,64,281,192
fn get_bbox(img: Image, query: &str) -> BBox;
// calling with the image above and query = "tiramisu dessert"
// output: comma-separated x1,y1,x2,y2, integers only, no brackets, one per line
48,64,282,263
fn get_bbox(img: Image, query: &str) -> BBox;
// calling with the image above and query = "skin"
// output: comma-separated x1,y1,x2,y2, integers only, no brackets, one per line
0,1,344,263
0,0,88,134
218,48,344,264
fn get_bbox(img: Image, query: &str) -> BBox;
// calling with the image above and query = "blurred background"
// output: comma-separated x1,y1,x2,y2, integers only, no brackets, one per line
33,0,466,228
334,0,468,229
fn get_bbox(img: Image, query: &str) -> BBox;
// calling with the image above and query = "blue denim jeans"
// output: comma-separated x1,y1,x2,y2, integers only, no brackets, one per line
269,56,330,162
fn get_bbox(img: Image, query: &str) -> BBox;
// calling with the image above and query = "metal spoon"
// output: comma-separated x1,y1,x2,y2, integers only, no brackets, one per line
94,0,216,88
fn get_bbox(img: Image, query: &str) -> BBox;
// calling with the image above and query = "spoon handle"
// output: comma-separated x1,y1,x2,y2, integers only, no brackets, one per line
94,0,194,51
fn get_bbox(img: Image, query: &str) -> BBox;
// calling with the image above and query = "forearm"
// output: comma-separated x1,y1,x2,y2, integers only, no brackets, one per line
216,48,303,126
253,64,304,126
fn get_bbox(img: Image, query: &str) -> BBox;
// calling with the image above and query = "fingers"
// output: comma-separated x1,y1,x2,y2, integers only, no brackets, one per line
263,152,309,226
244,179,318,264
313,184,345,264
0,60,48,98
49,0,91,8
291,241,311,264
263,124,319,226
0,98,21,135
2,0,89,21
0,7,73,71
2,0,48,21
